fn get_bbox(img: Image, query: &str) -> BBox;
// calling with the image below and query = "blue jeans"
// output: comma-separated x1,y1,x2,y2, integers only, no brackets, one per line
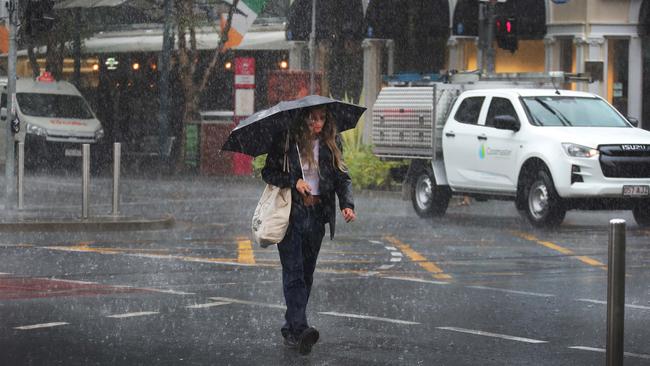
278,203,325,338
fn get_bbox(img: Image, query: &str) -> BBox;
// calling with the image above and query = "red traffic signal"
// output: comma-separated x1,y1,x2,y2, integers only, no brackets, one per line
495,16,517,52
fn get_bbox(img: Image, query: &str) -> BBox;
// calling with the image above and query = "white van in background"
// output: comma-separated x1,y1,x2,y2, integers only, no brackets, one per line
0,72,104,167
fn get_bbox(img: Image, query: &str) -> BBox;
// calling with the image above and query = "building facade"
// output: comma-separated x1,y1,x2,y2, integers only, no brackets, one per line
287,0,650,135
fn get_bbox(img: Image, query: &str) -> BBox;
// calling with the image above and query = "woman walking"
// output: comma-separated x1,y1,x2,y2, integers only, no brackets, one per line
262,105,356,355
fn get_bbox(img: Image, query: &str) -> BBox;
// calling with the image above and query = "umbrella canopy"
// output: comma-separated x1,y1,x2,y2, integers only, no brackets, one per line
221,95,366,157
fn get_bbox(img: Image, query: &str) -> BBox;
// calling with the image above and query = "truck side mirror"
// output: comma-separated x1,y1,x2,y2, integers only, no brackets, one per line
494,115,520,132
627,116,639,127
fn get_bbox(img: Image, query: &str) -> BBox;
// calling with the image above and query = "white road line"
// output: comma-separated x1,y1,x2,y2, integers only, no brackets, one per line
186,301,231,309
14,322,69,330
577,298,650,310
318,311,420,325
390,257,402,262
383,276,450,285
209,297,286,310
142,288,196,296
46,278,98,285
437,327,547,344
466,286,555,298
377,264,395,270
384,246,397,251
106,311,160,319
369,240,383,245
390,252,403,257
569,346,650,360
0,272,11,275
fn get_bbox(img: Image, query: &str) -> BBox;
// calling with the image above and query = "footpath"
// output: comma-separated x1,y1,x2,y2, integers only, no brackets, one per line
0,171,189,232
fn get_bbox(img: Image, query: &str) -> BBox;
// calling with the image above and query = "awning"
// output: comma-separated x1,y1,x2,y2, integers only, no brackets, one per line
14,27,290,56
54,0,152,9
82,28,290,53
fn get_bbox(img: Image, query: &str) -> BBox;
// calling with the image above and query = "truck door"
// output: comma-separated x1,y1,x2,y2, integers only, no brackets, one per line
476,96,522,193
442,95,487,189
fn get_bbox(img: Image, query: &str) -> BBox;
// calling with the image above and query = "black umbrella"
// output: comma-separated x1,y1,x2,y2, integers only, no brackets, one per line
221,95,366,157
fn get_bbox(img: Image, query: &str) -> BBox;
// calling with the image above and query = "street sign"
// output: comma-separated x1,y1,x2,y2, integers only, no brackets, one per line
234,57,255,89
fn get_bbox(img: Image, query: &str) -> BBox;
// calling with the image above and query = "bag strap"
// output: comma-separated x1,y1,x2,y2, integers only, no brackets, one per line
282,131,290,173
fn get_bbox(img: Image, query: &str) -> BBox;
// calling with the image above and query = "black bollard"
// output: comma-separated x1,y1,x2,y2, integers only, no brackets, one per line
606,218,626,366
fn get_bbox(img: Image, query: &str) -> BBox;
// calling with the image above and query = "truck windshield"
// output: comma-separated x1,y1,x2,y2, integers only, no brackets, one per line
521,96,629,127
16,93,94,119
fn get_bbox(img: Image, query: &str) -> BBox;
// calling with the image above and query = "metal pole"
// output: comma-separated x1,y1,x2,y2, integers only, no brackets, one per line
112,143,121,216
5,0,17,209
309,0,316,94
17,141,23,209
82,144,90,219
486,1,496,75
158,0,173,164
606,218,626,366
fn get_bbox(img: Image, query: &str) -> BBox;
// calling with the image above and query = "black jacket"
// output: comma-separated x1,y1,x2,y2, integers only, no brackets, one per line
261,134,354,239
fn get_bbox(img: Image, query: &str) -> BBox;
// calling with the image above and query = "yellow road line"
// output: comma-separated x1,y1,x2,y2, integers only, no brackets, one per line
384,235,452,280
512,231,606,269
237,237,255,264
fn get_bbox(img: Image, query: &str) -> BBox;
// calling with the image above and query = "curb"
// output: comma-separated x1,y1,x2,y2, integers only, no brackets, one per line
0,214,175,232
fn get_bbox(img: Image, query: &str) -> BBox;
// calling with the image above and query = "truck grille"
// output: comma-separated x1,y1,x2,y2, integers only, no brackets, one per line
599,144,650,178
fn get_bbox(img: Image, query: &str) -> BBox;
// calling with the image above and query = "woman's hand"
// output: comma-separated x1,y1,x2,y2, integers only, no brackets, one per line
296,179,312,197
341,208,356,223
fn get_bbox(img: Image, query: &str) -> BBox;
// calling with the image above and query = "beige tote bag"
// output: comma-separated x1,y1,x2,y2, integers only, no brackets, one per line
252,133,291,248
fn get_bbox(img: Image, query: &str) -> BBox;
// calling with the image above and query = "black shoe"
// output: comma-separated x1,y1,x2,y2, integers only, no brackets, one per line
297,327,319,355
283,333,299,349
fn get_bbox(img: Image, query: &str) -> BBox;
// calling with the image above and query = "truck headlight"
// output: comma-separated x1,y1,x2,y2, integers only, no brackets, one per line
26,123,47,137
562,143,599,158
95,128,104,140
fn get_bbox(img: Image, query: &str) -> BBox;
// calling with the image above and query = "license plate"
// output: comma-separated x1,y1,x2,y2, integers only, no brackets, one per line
64,148,82,157
622,185,650,197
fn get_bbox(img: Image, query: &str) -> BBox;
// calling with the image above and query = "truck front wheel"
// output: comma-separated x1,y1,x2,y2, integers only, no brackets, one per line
522,170,566,227
411,168,450,218
632,203,650,227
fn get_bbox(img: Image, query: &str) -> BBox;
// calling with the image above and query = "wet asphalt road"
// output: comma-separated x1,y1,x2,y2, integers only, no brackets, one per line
0,174,649,365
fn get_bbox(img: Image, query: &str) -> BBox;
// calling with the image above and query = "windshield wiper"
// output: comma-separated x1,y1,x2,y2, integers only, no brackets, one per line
534,97,572,126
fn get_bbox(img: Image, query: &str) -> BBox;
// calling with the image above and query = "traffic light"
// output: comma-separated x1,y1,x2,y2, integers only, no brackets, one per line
495,16,518,53
25,0,55,37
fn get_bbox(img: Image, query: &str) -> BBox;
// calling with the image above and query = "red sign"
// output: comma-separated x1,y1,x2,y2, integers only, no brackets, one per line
234,57,255,89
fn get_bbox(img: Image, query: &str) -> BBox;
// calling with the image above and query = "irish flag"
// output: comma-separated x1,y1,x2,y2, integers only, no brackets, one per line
221,0,267,49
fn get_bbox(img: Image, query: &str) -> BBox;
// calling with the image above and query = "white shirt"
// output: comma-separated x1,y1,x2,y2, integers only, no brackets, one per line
301,139,320,195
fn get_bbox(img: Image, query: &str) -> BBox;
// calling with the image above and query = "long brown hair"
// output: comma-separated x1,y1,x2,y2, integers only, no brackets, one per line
292,105,346,172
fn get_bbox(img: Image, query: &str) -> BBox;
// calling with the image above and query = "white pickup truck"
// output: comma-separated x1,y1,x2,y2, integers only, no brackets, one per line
372,74,650,227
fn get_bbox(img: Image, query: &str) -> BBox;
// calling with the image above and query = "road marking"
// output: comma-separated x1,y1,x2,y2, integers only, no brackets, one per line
384,235,452,280
390,257,402,262
141,288,196,296
466,285,555,298
186,301,232,309
569,346,650,360
237,237,255,264
437,327,547,344
383,276,450,285
106,311,160,319
47,278,98,285
511,231,606,269
369,240,383,245
209,297,286,310
576,298,650,310
384,246,397,251
391,252,403,257
377,264,395,270
318,312,420,325
0,272,10,275
14,322,69,330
